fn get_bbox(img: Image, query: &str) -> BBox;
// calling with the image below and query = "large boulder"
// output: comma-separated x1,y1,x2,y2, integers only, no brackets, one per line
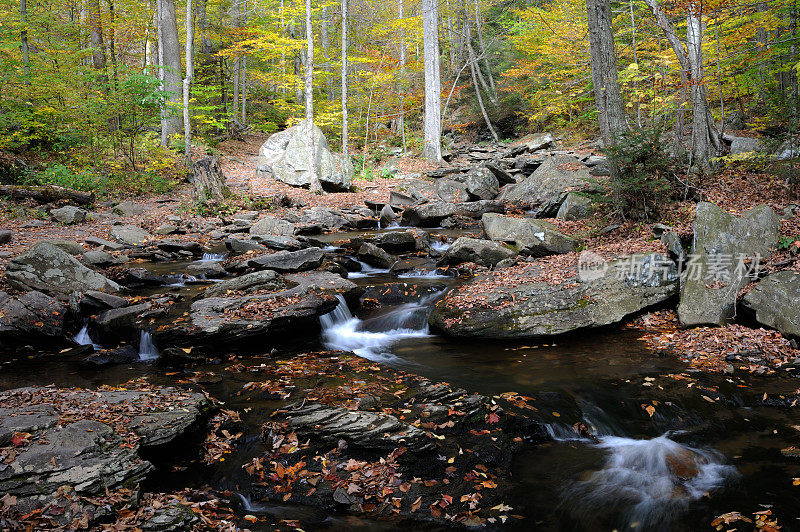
498,155,590,216
244,247,324,273
556,192,592,220
204,270,284,298
367,231,418,254
463,167,499,200
299,207,351,230
110,224,152,246
357,242,395,268
678,202,779,327
249,216,296,236
742,271,800,337
401,200,504,227
482,213,580,256
435,178,470,203
441,237,516,267
430,254,678,338
6,242,120,296
50,206,88,225
256,119,353,192
0,291,66,344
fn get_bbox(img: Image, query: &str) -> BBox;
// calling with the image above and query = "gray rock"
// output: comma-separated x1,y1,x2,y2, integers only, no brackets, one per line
678,202,779,327
441,237,517,267
50,206,88,224
245,247,324,272
368,231,418,254
156,241,203,255
38,238,83,255
251,234,304,251
379,204,398,228
256,119,353,191
76,290,129,312
6,242,120,296
482,213,580,256
0,229,10,244
82,249,121,267
556,192,592,220
85,236,126,251
300,207,351,230
204,270,284,298
660,231,686,263
499,155,590,216
742,271,800,337
463,167,499,200
110,224,152,246
401,200,504,227
154,223,179,235
357,242,395,268
435,178,470,203
523,132,555,152
282,403,434,452
94,302,152,337
0,291,66,342
225,237,267,254
186,260,226,277
389,191,416,209
775,140,799,160
728,136,763,155
484,162,515,185
431,253,678,338
113,200,146,216
249,216,295,236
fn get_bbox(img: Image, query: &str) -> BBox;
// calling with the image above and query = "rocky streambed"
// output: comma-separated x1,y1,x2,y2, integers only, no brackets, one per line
2,135,800,530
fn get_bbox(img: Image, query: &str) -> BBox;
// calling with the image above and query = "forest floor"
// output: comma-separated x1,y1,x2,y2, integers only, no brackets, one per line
2,133,800,377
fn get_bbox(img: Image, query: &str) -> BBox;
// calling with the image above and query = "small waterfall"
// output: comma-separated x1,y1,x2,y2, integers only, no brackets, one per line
73,324,101,350
346,260,391,279
430,240,451,253
201,252,226,262
564,434,737,530
398,269,450,279
138,331,159,361
319,294,436,360
167,273,199,287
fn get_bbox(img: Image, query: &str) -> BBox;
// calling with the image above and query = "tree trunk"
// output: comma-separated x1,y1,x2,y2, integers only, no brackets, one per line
184,0,193,164
160,0,183,139
422,0,442,162
20,0,31,83
473,0,498,105
232,0,240,116
398,0,406,153
466,24,498,142
190,157,230,203
196,0,213,54
0,185,95,206
241,0,247,124
586,0,627,146
87,0,107,79
341,0,349,160
305,0,322,194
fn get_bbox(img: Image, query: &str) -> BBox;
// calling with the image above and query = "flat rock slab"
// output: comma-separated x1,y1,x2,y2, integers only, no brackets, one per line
244,247,324,273
282,403,435,452
401,200,504,227
482,213,580,256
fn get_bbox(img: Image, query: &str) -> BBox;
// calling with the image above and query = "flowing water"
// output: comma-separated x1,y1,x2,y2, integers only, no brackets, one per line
5,227,800,530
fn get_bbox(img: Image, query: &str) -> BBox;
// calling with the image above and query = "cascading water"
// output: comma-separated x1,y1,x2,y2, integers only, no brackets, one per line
346,260,392,279
201,253,226,262
564,434,737,530
138,331,159,361
167,274,199,287
430,240,451,253
319,294,436,361
73,324,101,350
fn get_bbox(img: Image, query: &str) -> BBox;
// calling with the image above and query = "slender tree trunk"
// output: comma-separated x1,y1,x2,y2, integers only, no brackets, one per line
20,0,31,83
240,0,247,124
305,0,322,193
398,0,406,153
108,0,119,88
586,0,627,146
466,24,497,141
341,0,348,159
88,0,107,81
629,0,641,127
232,0,240,117
422,0,442,161
158,0,167,145
473,0,498,105
184,0,193,164
160,0,183,139
197,0,212,53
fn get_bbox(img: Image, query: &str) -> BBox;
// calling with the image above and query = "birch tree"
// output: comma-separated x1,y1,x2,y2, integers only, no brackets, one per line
422,0,442,162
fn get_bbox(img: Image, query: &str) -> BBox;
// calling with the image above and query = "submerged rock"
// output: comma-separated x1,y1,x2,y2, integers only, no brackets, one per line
678,202,779,327
6,242,120,296
430,253,678,338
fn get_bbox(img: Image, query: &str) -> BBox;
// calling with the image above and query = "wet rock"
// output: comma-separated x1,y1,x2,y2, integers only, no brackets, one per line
431,253,678,338
94,302,152,338
300,207,352,231
245,247,324,273
379,204,398,227
114,267,168,288
75,290,129,312
441,237,517,267
6,242,120,296
251,234,305,251
50,205,88,224
435,178,470,203
357,242,395,268
499,155,590,216
678,202,779,327
0,229,11,244
401,200,504,227
482,213,580,256
249,216,295,236
256,119,353,191
463,167,499,200
742,271,800,337
156,241,203,256
0,291,66,343
140,501,199,531
367,231,417,254
187,260,226,278
85,236,126,251
204,270,284,298
281,403,435,452
556,192,592,220
82,344,139,366
225,236,267,254
110,224,152,246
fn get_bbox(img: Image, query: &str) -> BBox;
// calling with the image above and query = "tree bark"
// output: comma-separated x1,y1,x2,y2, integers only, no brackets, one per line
20,0,31,83
305,0,322,193
87,0,107,78
586,0,627,146
184,0,193,164
422,0,442,162
190,157,230,202
398,0,406,153
466,24,498,141
159,0,183,140
341,0,349,160
473,0,498,105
